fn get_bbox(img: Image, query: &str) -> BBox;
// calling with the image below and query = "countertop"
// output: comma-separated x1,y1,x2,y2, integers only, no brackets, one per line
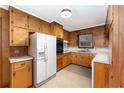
9,56,33,63
92,52,110,64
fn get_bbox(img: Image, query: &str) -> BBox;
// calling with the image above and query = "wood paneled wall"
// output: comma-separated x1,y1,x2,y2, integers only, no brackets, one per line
0,17,2,87
68,25,109,47
0,8,9,87
9,47,28,57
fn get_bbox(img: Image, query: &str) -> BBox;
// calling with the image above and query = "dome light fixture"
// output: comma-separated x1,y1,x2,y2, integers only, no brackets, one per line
60,9,72,18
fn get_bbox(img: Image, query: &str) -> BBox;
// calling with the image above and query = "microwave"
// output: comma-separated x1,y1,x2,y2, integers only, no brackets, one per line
57,38,63,53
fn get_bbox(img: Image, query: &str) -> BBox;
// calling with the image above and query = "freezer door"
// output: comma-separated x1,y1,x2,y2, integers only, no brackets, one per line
33,59,46,85
45,35,56,78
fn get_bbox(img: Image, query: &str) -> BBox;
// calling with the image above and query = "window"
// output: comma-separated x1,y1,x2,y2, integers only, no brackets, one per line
78,33,93,48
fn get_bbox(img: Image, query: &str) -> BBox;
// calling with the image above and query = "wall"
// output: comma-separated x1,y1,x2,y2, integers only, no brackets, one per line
0,17,2,87
9,46,28,57
0,8,9,87
68,25,109,47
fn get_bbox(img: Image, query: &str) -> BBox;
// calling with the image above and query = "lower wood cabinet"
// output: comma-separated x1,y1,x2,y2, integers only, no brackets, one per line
71,52,95,68
57,52,95,71
93,62,110,88
57,54,63,71
10,60,32,88
63,53,71,67
57,53,71,71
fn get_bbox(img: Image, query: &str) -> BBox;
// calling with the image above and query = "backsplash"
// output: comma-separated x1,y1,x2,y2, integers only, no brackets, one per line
65,45,109,54
9,46,28,57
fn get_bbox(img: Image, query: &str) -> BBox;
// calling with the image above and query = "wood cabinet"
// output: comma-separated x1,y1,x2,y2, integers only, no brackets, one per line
71,52,95,68
9,7,29,46
10,60,32,88
41,21,51,35
28,15,41,32
63,30,70,41
51,22,63,38
10,7,28,28
63,53,71,67
71,52,77,64
57,53,71,71
57,54,63,71
94,62,110,88
10,27,28,46
69,32,77,46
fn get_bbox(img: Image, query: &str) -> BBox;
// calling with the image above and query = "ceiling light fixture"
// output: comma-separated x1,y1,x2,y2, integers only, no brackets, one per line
60,9,72,18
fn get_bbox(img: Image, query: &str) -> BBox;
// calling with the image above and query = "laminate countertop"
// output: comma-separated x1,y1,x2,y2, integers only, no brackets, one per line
92,52,110,64
9,56,33,63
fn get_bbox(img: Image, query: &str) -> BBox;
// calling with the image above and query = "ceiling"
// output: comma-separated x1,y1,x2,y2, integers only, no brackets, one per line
0,5,108,31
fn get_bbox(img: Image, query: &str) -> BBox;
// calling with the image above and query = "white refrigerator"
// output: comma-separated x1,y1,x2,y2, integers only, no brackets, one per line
28,32,56,87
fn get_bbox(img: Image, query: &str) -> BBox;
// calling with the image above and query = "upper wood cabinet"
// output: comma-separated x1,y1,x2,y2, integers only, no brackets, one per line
69,32,77,46
63,30,70,41
41,21,51,34
10,27,28,46
28,15,41,32
51,22,63,38
9,7,29,46
10,7,28,28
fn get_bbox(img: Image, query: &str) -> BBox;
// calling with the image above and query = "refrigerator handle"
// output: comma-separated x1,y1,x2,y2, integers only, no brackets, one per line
44,43,48,62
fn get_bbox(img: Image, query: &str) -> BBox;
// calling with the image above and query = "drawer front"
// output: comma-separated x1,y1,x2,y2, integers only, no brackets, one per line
14,61,26,69
14,60,31,69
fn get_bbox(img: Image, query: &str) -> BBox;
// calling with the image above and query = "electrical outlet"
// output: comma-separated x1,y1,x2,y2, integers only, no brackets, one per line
14,49,20,54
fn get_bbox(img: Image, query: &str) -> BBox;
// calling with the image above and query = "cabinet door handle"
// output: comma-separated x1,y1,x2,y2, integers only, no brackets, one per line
25,40,27,45
21,63,25,66
28,67,30,72
13,72,16,76
25,24,27,27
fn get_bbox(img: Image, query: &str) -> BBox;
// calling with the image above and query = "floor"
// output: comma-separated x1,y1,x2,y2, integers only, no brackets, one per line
40,64,92,88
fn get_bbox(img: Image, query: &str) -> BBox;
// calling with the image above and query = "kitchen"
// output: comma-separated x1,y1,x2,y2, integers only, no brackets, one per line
0,5,123,88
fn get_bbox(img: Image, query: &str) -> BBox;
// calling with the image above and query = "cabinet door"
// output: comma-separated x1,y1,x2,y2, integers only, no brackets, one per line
26,61,32,87
57,55,63,71
28,16,41,32
54,23,63,38
57,58,63,71
76,53,92,67
10,27,28,46
71,53,77,64
41,21,51,34
14,67,27,88
10,7,28,28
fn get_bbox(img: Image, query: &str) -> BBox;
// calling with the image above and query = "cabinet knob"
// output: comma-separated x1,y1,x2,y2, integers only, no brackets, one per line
25,24,27,27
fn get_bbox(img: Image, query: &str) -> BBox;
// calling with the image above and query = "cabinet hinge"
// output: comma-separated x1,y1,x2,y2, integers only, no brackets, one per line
11,21,13,24
13,73,15,76
11,40,14,44
11,29,13,32
11,9,13,13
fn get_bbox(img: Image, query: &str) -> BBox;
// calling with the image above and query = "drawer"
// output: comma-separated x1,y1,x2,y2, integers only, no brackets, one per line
14,60,31,69
14,61,26,69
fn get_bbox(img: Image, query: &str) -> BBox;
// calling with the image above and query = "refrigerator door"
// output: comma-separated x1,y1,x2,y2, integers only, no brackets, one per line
45,35,56,78
33,58,46,85
29,32,45,59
